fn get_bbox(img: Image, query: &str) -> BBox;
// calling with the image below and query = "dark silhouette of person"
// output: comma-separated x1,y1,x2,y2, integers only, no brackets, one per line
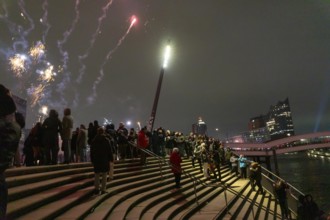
42,109,62,165
0,84,23,218
249,162,263,194
273,180,290,219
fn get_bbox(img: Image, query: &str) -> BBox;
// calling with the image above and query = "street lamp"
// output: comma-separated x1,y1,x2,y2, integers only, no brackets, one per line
148,43,171,132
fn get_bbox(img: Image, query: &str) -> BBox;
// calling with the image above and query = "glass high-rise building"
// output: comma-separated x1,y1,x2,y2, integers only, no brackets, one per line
267,97,295,140
248,98,295,142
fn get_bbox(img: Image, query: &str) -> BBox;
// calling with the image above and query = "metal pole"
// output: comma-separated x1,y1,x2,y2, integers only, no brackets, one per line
272,148,280,176
148,67,165,132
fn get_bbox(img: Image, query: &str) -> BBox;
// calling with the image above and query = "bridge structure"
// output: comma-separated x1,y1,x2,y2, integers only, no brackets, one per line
223,131,330,175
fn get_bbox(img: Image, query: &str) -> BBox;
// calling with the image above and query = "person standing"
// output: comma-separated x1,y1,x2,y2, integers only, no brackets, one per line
211,146,222,181
0,84,23,218
200,144,211,180
90,127,112,194
230,153,239,176
137,126,149,165
61,108,74,164
128,128,138,158
170,148,182,188
238,154,248,179
249,162,263,194
76,124,87,162
117,122,128,160
273,180,290,219
192,141,203,173
42,109,62,165
70,127,79,162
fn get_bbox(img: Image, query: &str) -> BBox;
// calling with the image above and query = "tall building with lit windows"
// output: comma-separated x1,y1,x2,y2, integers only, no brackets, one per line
267,97,295,140
247,98,295,142
192,117,207,136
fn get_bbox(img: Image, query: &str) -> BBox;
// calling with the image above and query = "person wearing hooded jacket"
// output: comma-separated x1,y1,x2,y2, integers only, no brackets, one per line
0,84,23,218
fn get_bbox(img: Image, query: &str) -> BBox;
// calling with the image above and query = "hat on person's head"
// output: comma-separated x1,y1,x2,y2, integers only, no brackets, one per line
0,84,16,117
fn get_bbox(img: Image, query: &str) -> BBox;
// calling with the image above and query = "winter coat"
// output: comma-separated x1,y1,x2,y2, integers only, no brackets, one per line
0,118,21,172
61,115,73,140
238,156,248,168
249,163,262,181
137,130,149,149
90,134,112,173
76,128,87,150
170,151,182,174
42,115,62,147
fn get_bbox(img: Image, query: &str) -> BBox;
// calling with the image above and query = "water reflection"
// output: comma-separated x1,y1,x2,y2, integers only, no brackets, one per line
271,152,330,213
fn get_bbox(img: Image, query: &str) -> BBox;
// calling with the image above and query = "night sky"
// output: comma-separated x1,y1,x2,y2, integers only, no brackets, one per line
1,0,330,138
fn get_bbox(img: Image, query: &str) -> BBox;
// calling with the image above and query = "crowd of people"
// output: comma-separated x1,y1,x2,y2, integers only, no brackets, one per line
1,82,329,219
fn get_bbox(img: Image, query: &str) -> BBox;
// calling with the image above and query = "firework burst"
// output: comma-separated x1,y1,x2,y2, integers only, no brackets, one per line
29,41,45,60
9,54,27,77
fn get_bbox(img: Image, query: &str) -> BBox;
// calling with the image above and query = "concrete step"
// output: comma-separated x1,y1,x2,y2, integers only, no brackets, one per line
5,157,282,220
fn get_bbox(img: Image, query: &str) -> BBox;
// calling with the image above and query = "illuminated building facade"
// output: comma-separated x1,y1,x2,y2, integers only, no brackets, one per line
192,117,207,136
267,97,295,140
247,98,294,142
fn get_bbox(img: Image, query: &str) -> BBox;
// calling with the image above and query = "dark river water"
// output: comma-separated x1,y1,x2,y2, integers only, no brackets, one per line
271,151,330,213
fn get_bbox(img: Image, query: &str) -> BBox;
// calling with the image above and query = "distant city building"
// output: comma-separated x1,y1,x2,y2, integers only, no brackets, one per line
267,97,295,140
247,98,295,142
192,117,207,136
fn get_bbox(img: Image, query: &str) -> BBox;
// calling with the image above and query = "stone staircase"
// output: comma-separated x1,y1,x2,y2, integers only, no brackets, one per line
5,157,285,220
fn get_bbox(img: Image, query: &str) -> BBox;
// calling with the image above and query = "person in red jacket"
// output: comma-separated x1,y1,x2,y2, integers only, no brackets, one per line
170,148,182,188
137,126,149,165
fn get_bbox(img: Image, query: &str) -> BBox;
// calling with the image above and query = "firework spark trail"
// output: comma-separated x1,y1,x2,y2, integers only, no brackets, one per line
56,0,81,108
76,0,114,84
0,1,28,56
87,17,136,105
28,84,46,106
40,0,51,44
57,0,81,71
18,0,35,36
0,0,8,18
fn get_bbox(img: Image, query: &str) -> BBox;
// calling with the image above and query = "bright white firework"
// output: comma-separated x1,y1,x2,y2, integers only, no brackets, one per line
40,105,48,115
38,63,56,82
9,54,27,77
29,41,45,60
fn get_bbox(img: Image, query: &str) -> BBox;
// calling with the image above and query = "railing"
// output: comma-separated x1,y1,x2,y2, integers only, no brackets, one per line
128,141,201,203
128,142,305,218
260,165,304,218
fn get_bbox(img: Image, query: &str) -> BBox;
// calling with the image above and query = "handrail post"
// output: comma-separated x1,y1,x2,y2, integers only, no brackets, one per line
272,147,280,176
